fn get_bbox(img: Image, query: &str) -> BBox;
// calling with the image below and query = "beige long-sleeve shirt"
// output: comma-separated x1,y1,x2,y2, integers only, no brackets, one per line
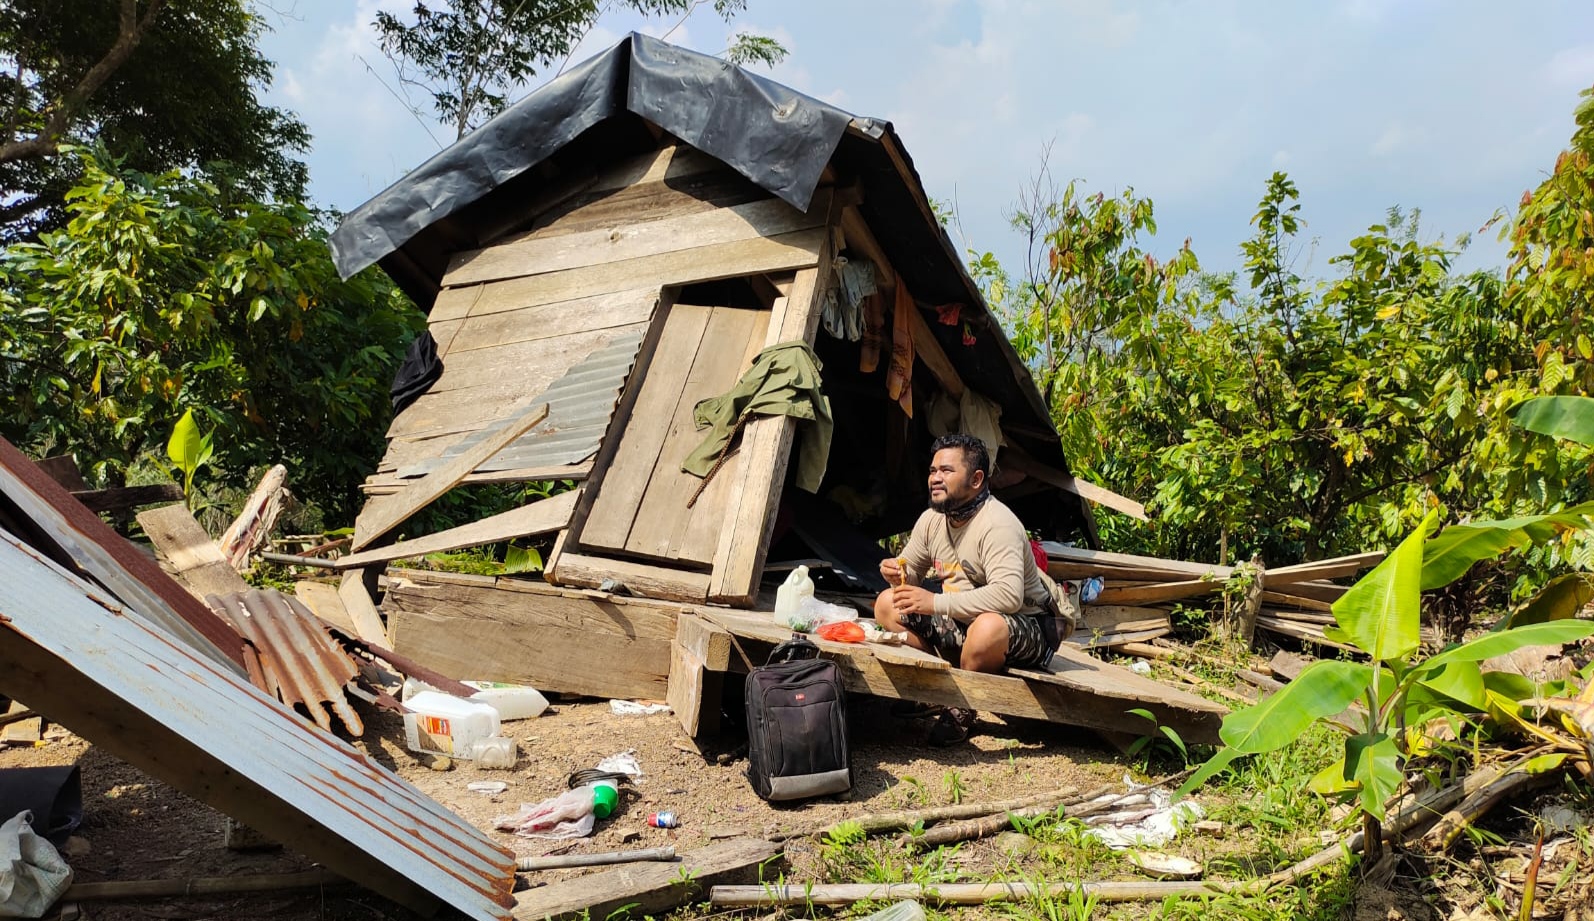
897,497,1049,621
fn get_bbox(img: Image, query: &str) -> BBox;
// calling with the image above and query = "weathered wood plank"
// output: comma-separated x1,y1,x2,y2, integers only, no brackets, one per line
549,552,709,603
698,607,949,672
515,164,767,242
707,250,833,607
135,504,251,602
668,612,732,737
1001,448,1147,521
385,571,678,699
338,570,389,647
356,401,549,550
511,837,781,921
580,303,714,552
363,462,591,495
448,194,829,288
77,483,186,514
334,490,578,571
626,305,768,564
1093,578,1221,606
36,454,88,491
293,580,358,636
1041,543,1230,579
443,286,656,355
429,228,825,324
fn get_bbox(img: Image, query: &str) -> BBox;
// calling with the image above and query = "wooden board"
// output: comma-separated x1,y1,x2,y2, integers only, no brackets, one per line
1001,448,1147,521
1093,579,1222,606
668,611,733,737
354,401,549,550
1042,543,1231,580
708,255,833,606
293,581,358,636
511,837,781,921
334,489,578,570
338,570,389,647
441,286,656,355
549,552,710,603
519,168,769,242
447,193,828,287
135,504,251,602
384,570,679,699
699,607,949,672
76,483,185,514
430,229,826,324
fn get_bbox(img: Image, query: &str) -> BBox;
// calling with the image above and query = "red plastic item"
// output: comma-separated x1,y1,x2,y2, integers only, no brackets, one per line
816,621,866,643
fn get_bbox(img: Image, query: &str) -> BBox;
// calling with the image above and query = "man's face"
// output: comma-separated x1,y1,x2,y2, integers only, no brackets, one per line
928,446,983,512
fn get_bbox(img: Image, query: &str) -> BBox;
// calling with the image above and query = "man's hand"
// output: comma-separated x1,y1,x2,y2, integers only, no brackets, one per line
879,557,903,585
891,584,935,617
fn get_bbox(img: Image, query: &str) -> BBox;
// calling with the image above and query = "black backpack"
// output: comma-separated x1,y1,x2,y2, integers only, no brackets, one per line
744,636,851,802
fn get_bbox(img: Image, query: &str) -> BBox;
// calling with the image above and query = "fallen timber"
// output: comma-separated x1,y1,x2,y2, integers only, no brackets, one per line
382,568,1226,745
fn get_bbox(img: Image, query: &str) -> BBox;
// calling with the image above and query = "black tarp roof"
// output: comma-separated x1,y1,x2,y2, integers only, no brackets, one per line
329,33,1095,542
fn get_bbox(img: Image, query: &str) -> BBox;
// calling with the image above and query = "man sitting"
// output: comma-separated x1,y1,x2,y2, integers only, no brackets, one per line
874,433,1055,744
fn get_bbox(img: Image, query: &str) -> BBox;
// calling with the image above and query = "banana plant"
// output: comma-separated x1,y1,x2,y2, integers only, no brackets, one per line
165,408,215,510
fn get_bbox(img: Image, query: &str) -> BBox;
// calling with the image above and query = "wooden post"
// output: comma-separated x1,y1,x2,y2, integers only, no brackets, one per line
667,612,732,737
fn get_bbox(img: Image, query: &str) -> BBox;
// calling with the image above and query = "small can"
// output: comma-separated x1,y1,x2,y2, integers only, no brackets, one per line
647,811,680,829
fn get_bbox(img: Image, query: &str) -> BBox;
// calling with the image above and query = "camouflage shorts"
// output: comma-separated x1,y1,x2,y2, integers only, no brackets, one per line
900,611,1053,669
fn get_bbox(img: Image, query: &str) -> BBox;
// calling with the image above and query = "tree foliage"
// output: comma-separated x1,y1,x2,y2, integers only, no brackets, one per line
374,0,788,140
0,148,423,521
0,0,309,241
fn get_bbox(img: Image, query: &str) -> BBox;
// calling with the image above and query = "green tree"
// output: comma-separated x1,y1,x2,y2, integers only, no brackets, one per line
0,148,423,521
374,0,788,141
0,0,309,240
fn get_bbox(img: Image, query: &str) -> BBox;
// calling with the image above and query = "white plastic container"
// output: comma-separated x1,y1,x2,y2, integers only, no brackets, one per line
467,735,517,769
402,691,501,759
773,565,817,629
461,680,550,721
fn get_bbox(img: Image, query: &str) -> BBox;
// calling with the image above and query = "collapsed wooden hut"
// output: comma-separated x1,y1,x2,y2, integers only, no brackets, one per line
326,34,1219,744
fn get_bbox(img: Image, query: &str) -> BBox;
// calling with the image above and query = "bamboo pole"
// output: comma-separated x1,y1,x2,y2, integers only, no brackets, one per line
785,787,1084,842
516,847,677,871
64,869,348,901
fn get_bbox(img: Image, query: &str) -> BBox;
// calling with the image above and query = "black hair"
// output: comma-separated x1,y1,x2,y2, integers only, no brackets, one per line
930,433,990,481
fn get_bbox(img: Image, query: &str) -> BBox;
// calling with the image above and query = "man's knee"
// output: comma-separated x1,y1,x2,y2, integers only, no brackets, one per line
874,589,899,627
960,612,1010,672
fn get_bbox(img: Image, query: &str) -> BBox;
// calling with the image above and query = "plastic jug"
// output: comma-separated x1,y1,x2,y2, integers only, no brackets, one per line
773,565,817,629
402,691,501,759
462,681,550,721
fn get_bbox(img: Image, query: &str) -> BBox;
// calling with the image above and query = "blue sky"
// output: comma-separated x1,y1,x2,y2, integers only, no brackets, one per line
258,1,1594,281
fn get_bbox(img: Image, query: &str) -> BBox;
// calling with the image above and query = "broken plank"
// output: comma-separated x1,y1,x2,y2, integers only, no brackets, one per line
1093,579,1222,606
442,286,656,355
293,581,357,636
1260,590,1334,613
1268,650,1315,682
333,489,577,571
511,837,781,921
429,229,826,324
354,401,549,551
36,454,88,491
1000,449,1146,521
76,483,185,514
447,193,830,288
549,552,709,603
1264,551,1385,585
385,570,677,700
135,504,251,601
1042,544,1231,580
338,570,389,647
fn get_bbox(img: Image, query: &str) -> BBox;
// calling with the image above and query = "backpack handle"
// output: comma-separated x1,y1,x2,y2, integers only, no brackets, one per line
766,635,821,665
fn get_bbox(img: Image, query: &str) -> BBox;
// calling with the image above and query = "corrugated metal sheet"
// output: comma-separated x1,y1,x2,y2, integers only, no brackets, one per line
397,330,645,479
215,588,365,736
0,518,516,919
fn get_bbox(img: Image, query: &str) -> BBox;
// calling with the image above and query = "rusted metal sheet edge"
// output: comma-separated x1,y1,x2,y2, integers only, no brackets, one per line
0,531,516,920
212,589,365,737
0,437,246,670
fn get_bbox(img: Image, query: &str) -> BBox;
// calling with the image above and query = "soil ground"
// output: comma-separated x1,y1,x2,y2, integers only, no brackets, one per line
3,678,1590,921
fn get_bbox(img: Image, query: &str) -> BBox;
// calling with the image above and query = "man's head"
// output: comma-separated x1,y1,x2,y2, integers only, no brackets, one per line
927,433,990,512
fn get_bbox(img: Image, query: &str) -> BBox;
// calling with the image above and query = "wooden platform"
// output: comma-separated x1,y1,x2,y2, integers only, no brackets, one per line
383,570,1226,746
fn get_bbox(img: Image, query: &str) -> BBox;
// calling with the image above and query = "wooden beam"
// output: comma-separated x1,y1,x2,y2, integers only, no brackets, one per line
1041,543,1231,579
37,455,88,491
135,504,252,602
511,837,781,921
385,570,678,700
708,244,835,606
333,489,577,570
338,570,389,647
551,552,709,603
1001,448,1147,521
293,580,357,636
76,483,185,514
668,611,732,737
905,303,965,399
353,401,549,551
1093,579,1221,606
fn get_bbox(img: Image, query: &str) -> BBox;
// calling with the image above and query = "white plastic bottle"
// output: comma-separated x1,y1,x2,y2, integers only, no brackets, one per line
462,680,550,721
402,691,501,759
773,565,816,629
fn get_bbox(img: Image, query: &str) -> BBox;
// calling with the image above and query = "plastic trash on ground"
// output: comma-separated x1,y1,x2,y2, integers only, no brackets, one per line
1084,780,1204,849
0,811,72,918
494,788,594,840
467,736,517,769
595,750,644,781
857,902,926,921
610,700,672,716
461,681,550,720
402,690,501,759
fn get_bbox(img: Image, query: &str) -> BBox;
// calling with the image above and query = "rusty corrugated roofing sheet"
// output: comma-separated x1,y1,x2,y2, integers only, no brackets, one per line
0,530,517,920
396,329,645,478
216,588,365,736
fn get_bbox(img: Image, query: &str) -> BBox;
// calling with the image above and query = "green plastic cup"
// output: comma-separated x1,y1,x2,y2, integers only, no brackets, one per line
591,781,619,819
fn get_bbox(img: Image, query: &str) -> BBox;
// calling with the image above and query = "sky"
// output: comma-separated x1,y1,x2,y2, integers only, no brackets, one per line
257,1,1594,281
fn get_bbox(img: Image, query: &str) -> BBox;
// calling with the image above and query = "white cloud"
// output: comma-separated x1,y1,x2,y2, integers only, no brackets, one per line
1544,43,1594,87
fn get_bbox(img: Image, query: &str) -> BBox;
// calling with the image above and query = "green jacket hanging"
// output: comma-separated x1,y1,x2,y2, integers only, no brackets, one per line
682,340,833,493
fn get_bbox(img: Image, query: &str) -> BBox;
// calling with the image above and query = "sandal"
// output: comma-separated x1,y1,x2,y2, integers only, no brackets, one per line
889,700,941,718
928,707,978,746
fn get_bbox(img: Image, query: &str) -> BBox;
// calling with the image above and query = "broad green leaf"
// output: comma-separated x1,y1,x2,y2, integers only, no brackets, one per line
1508,573,1594,628
503,544,543,574
1423,620,1594,673
1174,747,1242,799
1518,752,1568,775
1346,732,1401,820
1413,659,1486,710
1512,395,1594,446
1333,512,1434,660
1422,526,1522,590
1306,756,1355,795
166,408,205,476
1219,660,1373,753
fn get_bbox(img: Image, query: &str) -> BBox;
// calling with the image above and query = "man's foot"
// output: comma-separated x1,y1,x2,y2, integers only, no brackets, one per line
928,707,978,746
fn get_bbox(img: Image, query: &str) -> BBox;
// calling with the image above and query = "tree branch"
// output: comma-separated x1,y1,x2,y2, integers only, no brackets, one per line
0,0,166,165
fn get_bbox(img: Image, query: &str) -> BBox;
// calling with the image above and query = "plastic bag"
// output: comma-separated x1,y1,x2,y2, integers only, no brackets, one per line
816,621,866,643
0,810,72,918
494,788,595,839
